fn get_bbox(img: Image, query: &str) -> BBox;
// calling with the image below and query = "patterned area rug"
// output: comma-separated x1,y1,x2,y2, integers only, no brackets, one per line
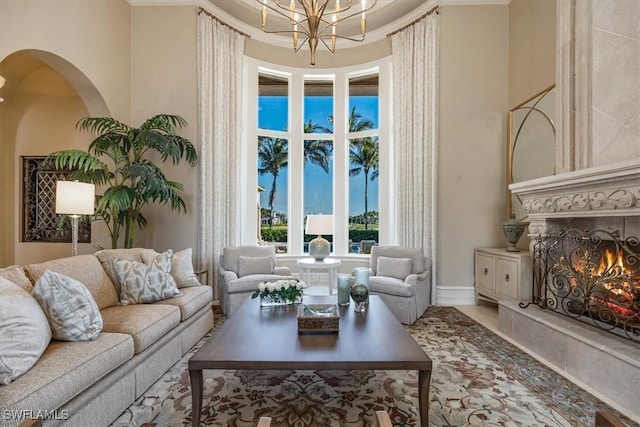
110,306,636,427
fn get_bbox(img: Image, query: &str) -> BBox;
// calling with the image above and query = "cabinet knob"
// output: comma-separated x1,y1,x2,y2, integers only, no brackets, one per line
483,268,488,274
505,273,510,282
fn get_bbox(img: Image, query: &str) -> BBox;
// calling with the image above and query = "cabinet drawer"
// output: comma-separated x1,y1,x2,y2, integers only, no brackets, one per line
496,257,519,300
476,253,495,291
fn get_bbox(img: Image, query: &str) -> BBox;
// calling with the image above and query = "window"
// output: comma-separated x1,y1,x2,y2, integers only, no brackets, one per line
245,59,391,256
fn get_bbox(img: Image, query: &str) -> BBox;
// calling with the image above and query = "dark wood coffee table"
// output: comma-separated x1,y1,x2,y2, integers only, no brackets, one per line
189,295,432,426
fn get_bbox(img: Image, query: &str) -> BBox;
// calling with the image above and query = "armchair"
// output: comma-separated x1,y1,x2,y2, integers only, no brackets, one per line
220,245,294,316
360,246,431,325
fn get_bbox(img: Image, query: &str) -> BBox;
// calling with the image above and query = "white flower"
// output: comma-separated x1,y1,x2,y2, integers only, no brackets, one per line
274,281,283,291
258,282,266,292
296,280,307,289
266,282,275,293
282,281,290,290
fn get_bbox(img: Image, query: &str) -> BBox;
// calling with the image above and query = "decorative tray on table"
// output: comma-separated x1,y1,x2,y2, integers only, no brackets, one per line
297,304,340,334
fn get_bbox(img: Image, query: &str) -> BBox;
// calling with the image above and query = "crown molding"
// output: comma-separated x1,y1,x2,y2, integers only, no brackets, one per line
128,0,510,49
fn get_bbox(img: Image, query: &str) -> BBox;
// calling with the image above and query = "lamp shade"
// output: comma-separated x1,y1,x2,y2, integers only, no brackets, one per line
305,214,333,235
55,181,95,215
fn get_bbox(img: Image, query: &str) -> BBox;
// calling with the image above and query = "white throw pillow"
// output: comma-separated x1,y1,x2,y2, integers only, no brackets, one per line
142,248,201,288
376,256,413,281
238,255,274,277
32,270,103,342
0,278,52,385
115,249,181,305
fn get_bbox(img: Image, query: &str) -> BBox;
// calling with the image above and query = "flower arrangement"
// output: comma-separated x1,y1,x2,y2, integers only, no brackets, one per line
251,278,307,305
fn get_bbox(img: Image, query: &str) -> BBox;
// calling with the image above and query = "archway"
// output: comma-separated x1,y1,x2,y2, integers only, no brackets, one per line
0,50,109,266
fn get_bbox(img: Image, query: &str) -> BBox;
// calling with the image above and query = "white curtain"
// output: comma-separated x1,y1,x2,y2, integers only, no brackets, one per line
197,13,245,299
390,12,439,304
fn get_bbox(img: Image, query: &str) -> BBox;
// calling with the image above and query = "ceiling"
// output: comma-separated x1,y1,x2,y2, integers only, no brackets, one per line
207,0,433,47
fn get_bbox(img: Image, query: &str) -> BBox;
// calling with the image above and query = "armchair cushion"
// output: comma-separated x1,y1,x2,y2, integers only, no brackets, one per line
238,255,274,277
376,256,413,280
369,277,415,298
370,246,425,275
223,246,276,275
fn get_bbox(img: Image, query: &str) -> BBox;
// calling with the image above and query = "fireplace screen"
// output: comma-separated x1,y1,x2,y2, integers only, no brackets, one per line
528,228,640,342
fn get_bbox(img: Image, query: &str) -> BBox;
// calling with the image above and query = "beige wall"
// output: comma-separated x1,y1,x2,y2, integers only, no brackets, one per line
130,5,199,254
508,0,556,251
508,0,556,107
437,5,509,290
0,0,131,266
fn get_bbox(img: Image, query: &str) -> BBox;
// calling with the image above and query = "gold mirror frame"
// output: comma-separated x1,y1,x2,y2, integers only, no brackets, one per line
507,84,556,220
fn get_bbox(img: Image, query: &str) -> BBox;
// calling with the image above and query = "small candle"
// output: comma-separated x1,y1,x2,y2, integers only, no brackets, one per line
353,267,369,289
337,274,350,306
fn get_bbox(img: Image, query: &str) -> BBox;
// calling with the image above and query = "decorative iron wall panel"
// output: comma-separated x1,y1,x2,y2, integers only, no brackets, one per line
21,156,91,243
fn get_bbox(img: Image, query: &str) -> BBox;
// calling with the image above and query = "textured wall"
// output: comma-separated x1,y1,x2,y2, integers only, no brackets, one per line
591,0,640,165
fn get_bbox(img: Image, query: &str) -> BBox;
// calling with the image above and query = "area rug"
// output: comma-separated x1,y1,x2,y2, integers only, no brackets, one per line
110,306,636,427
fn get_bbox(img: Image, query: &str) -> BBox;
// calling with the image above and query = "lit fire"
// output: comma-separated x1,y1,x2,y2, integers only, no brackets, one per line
569,248,639,320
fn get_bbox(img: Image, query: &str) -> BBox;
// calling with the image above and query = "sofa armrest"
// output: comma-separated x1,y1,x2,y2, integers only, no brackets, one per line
405,269,430,285
221,268,238,283
273,266,292,276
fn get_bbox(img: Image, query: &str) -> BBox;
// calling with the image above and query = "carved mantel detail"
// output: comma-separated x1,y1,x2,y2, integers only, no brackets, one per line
523,187,640,215
510,160,640,221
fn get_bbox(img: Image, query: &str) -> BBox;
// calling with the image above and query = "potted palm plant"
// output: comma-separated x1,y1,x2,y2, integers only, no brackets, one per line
47,114,198,248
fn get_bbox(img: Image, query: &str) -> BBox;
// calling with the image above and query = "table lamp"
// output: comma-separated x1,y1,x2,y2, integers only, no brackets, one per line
56,180,95,256
305,214,333,261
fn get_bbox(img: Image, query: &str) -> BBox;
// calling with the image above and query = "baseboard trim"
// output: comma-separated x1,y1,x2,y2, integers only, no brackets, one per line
436,286,475,305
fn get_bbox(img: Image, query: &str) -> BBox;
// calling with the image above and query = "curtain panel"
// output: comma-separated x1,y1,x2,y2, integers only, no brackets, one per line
390,12,439,304
197,13,245,298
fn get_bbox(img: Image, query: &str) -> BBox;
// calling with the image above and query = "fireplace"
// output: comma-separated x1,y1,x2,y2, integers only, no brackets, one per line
528,228,640,342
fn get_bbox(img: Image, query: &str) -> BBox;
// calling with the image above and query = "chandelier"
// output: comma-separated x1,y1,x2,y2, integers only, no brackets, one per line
257,0,378,66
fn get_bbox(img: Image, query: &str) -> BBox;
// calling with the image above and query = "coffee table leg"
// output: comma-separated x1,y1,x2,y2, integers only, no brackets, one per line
418,369,431,427
190,368,203,427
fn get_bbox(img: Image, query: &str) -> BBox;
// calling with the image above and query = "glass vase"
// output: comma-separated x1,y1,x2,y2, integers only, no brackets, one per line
260,293,302,307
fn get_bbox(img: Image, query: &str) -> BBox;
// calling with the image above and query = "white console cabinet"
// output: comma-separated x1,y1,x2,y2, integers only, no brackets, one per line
474,248,532,304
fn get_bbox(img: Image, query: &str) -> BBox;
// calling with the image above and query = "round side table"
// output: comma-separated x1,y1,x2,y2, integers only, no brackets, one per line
296,258,342,295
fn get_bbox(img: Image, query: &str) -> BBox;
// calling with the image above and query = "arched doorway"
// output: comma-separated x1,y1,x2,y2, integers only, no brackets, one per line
0,49,109,266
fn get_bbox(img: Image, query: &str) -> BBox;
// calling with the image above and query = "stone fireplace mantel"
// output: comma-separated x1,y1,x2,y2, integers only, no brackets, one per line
510,159,640,221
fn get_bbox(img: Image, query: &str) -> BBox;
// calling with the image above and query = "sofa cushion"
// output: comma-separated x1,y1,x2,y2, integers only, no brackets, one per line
24,255,119,310
376,256,413,281
369,276,415,298
238,255,274,277
32,270,103,342
94,248,145,296
153,285,212,321
0,265,33,293
100,304,181,354
0,278,51,385
142,248,201,288
0,333,133,414
114,250,181,305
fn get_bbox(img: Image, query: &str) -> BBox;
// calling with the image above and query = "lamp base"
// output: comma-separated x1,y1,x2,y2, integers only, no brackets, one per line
309,235,330,261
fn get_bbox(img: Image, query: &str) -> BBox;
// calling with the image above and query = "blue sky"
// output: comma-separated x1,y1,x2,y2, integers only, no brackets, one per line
258,95,379,217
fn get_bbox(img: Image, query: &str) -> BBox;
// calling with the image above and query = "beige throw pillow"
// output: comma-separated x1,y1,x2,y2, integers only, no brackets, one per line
0,265,33,293
0,278,52,385
376,256,413,281
115,250,181,305
238,255,274,277
32,270,103,342
142,248,201,288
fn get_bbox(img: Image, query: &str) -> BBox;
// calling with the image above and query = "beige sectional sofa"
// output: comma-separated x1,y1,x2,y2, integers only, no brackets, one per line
0,248,213,427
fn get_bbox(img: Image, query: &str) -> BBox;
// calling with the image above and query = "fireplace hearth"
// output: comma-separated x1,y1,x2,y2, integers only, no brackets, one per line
526,228,640,342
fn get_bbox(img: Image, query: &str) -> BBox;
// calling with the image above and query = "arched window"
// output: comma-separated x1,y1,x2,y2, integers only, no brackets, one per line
243,58,392,257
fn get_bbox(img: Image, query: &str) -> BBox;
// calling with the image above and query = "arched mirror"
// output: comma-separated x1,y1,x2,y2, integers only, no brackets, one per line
507,85,557,220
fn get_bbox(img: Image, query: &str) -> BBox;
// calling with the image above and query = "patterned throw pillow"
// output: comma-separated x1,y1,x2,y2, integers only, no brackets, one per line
0,278,52,385
32,270,103,342
115,250,181,305
376,256,413,281
141,248,201,288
